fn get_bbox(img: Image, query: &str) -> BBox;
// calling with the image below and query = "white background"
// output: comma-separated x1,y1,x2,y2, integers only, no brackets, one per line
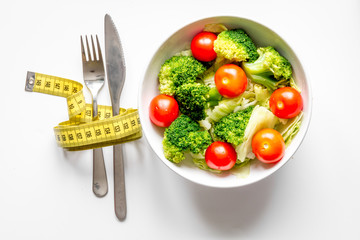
1,0,359,239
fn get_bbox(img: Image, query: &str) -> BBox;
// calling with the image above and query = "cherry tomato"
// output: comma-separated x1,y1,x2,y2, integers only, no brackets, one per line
214,64,248,98
251,128,285,164
269,87,303,119
205,141,237,170
191,32,217,62
149,94,179,127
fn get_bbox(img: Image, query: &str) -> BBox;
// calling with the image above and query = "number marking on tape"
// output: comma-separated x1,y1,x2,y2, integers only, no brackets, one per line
25,71,142,151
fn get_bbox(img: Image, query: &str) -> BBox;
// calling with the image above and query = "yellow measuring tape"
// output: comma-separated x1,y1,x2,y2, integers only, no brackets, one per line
25,71,142,151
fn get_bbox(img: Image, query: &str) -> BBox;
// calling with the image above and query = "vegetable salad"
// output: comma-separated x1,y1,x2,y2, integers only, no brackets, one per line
149,23,303,174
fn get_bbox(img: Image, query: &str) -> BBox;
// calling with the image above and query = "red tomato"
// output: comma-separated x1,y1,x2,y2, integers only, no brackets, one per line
251,128,285,164
214,64,248,98
149,94,179,127
205,141,237,170
191,32,217,62
269,87,303,119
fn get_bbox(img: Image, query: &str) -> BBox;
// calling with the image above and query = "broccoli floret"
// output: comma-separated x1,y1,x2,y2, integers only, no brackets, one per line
214,29,259,63
164,114,200,148
242,46,293,91
175,83,222,121
175,83,209,121
162,140,185,164
158,55,206,96
188,131,213,154
162,115,212,163
213,106,255,146
213,106,279,163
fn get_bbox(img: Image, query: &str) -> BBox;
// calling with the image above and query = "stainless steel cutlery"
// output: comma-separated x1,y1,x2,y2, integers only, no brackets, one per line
104,14,127,221
79,14,128,220
81,35,108,198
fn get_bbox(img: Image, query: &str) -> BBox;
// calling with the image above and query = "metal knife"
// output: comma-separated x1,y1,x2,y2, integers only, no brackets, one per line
104,14,127,221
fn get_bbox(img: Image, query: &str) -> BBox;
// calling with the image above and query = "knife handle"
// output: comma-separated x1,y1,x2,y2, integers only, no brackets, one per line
113,144,126,220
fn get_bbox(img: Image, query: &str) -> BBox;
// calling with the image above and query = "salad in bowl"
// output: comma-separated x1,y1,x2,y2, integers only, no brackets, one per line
139,16,311,188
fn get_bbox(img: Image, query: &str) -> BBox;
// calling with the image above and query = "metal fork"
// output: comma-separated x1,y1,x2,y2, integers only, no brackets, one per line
81,35,108,197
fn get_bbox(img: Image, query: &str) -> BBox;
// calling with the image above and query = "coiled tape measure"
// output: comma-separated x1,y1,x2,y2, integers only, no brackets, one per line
25,71,142,151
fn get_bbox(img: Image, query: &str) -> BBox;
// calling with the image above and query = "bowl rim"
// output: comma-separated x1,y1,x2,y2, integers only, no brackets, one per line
138,15,313,188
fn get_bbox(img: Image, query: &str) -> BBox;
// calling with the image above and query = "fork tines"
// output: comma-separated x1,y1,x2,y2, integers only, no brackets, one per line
81,35,103,62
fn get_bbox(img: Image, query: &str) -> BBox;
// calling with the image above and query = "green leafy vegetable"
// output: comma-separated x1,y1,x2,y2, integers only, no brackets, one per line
158,55,206,96
242,46,293,90
214,29,259,62
162,115,212,163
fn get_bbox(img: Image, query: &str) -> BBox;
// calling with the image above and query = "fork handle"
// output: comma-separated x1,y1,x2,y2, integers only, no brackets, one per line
93,147,108,197
114,144,126,220
92,98,108,197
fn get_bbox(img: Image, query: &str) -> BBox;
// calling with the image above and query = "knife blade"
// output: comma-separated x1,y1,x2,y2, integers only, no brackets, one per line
104,14,127,221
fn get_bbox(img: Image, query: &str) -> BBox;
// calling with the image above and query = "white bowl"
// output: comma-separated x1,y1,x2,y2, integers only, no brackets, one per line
138,16,312,188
